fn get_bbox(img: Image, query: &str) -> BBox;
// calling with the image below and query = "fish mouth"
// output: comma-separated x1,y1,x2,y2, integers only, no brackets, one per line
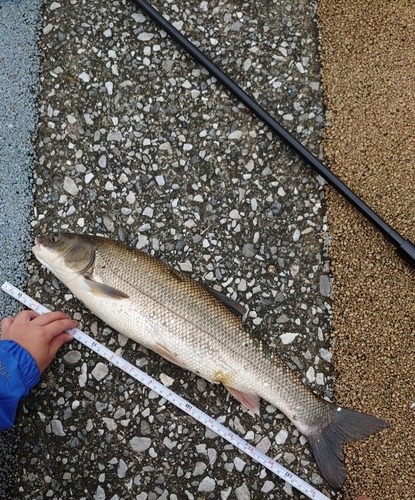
32,237,42,254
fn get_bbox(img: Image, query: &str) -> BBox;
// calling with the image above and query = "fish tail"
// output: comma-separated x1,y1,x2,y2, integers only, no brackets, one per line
306,406,389,489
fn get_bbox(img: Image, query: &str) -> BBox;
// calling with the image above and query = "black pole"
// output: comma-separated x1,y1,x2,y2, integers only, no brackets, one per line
131,0,415,269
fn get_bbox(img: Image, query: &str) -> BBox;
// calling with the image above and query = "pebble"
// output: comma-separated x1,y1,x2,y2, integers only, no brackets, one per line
137,32,154,41
275,429,289,445
208,448,217,466
319,275,331,297
107,131,123,142
105,82,113,95
228,130,242,139
159,373,174,387
234,457,246,471
256,436,272,454
229,209,241,220
63,350,82,364
306,366,316,383
92,362,109,381
284,452,296,465
118,459,128,478
242,243,255,258
78,363,87,387
79,72,90,82
280,332,299,345
319,347,333,362
198,476,215,492
102,418,117,431
293,229,301,242
193,462,207,476
277,314,290,324
130,437,152,453
98,155,107,168
63,177,79,196
235,483,250,500
51,420,65,436
163,437,177,450
261,481,275,493
94,486,106,500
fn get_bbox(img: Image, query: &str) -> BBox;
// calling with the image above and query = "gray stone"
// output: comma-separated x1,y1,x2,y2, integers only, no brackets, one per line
235,482,250,500
198,476,215,492
92,362,109,381
51,420,65,436
320,274,331,297
130,437,151,453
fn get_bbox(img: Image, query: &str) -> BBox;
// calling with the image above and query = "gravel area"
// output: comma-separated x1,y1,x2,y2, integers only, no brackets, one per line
0,0,41,321
0,0,42,496
319,1,415,499
3,0,336,499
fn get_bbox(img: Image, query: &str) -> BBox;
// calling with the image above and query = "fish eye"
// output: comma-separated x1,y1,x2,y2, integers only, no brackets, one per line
49,233,61,244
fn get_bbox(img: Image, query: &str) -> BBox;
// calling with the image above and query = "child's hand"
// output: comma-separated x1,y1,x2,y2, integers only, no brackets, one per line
1,310,77,373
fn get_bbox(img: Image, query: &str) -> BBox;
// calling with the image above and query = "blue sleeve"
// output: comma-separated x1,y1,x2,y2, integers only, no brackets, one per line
0,340,41,432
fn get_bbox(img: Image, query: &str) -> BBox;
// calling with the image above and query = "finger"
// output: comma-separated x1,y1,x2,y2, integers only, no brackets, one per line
49,332,73,358
13,310,39,324
1,317,14,334
31,311,71,327
42,318,78,342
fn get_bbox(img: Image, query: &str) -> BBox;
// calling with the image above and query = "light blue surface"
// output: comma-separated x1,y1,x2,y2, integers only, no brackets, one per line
0,0,42,319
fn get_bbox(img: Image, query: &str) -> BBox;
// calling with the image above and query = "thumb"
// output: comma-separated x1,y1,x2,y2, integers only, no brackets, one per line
49,332,73,357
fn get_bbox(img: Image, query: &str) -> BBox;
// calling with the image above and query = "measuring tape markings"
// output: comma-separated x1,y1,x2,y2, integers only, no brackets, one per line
1,281,330,500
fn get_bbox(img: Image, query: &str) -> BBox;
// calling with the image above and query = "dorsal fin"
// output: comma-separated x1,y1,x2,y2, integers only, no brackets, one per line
201,284,246,317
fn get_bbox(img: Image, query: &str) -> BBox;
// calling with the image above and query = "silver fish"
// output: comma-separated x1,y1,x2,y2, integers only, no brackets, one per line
33,231,389,489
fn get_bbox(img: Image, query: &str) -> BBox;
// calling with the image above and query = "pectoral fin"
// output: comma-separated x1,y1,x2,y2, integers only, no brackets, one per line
225,386,260,415
85,278,129,299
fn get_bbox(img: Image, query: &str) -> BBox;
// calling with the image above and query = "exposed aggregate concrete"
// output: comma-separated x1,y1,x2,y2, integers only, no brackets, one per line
4,0,339,499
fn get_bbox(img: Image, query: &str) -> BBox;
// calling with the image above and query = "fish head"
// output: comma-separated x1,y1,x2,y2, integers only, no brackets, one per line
33,231,95,280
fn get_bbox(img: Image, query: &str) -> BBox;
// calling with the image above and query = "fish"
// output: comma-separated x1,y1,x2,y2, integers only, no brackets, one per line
33,231,389,489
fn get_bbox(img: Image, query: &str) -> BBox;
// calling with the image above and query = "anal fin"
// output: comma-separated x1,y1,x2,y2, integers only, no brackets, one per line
225,386,260,415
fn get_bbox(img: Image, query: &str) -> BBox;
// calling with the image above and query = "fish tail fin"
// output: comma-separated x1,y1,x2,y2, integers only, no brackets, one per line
307,406,389,489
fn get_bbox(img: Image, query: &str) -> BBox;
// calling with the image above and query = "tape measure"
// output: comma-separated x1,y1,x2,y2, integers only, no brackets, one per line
1,281,330,500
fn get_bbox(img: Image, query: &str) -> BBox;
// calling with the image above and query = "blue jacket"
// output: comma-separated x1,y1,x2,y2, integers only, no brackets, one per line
0,340,40,431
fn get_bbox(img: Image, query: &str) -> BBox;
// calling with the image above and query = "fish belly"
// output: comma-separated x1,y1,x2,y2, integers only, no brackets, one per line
68,276,240,388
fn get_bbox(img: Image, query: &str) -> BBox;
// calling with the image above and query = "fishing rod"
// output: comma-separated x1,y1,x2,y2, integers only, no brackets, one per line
130,0,415,269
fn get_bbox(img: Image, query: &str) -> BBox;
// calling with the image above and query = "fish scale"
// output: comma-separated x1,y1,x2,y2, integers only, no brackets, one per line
32,231,390,489
93,236,318,416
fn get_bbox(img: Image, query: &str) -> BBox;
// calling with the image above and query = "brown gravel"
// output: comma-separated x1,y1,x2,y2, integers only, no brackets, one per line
318,1,415,499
